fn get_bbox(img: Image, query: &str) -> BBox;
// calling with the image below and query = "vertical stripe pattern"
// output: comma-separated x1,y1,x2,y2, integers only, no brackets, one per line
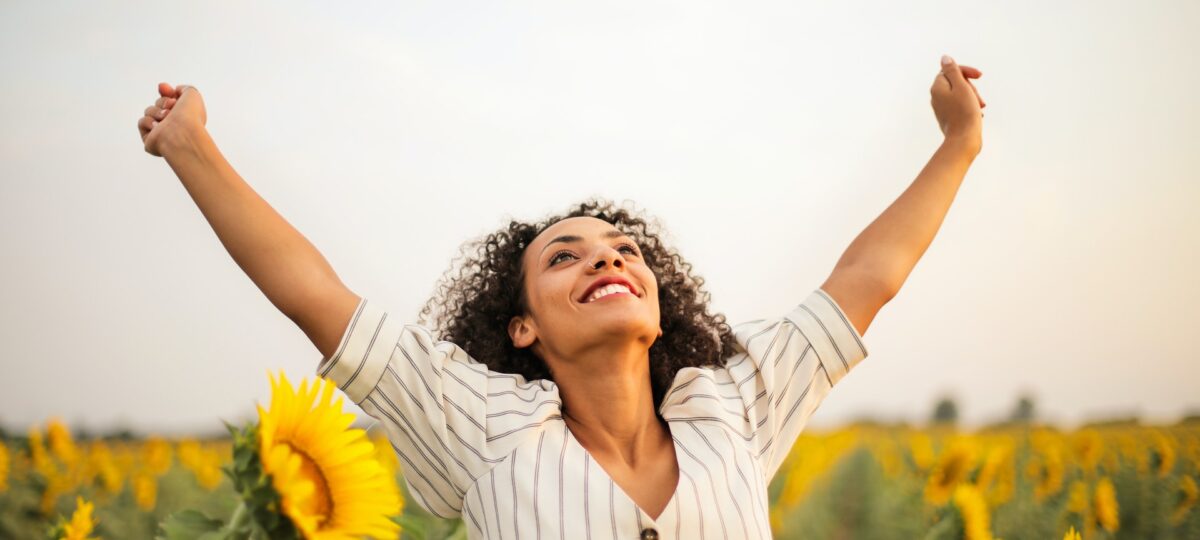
315,288,868,538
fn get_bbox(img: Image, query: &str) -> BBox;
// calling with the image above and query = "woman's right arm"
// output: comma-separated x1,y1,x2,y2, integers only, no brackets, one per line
142,83,360,361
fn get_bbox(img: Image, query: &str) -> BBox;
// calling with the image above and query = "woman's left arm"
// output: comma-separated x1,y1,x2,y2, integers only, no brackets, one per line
820,56,985,337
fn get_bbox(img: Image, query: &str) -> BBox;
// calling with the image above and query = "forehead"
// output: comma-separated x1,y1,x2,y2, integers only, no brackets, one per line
534,216,622,245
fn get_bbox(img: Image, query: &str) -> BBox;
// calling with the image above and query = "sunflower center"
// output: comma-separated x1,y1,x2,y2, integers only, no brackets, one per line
286,443,333,523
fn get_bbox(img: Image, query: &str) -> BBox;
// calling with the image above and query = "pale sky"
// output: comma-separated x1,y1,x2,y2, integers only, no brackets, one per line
2,1,1197,436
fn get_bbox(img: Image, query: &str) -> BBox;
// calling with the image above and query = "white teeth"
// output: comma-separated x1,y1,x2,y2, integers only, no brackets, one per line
586,283,631,303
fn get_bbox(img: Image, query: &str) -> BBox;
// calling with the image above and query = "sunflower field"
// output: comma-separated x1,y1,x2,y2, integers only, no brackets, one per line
1,377,1197,539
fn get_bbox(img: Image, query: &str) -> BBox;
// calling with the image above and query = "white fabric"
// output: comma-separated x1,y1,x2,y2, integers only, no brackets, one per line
316,287,868,539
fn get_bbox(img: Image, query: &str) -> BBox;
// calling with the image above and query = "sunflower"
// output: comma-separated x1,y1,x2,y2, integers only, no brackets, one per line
1069,429,1103,475
952,483,993,540
47,418,80,465
133,472,157,511
142,436,174,476
0,439,9,493
84,441,124,496
1171,474,1197,526
257,372,402,539
1149,430,1176,478
1025,444,1064,501
1093,476,1119,533
974,442,1014,506
1062,525,1081,540
60,496,99,540
909,432,935,472
925,437,978,506
1065,480,1088,515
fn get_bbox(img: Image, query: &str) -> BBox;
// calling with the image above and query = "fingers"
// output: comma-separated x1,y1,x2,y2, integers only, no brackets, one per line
932,70,951,94
138,115,155,134
144,83,184,150
137,115,159,146
143,105,170,120
935,71,984,107
142,82,184,142
936,56,986,109
932,75,985,110
157,82,196,99
940,55,968,87
960,65,984,107
964,78,986,108
960,65,982,78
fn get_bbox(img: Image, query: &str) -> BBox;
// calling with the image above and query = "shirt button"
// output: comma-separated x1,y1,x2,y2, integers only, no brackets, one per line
639,528,659,540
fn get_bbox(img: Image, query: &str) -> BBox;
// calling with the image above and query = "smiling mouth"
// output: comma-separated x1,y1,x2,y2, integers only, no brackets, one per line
584,291,636,303
580,282,639,304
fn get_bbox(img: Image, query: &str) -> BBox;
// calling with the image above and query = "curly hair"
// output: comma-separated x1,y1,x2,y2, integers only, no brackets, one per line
416,197,740,410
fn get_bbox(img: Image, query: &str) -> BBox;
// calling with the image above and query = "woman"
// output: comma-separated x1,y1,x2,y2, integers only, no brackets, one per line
138,54,985,539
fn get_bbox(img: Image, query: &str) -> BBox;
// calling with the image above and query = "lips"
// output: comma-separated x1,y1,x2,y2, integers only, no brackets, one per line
579,276,638,303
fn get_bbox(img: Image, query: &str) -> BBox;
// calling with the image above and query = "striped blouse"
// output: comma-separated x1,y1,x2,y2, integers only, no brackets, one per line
316,287,869,539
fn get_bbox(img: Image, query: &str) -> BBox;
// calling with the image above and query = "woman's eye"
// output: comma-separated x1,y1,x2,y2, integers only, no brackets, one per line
550,251,575,265
550,244,637,266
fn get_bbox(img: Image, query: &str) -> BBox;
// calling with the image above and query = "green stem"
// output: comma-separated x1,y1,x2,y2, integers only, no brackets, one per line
222,500,250,538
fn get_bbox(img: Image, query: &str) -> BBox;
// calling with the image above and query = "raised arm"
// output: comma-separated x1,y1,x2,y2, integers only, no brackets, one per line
139,83,361,360
820,56,985,336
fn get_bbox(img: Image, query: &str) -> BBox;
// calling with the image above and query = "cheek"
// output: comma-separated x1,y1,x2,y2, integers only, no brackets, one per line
639,267,659,294
533,274,573,306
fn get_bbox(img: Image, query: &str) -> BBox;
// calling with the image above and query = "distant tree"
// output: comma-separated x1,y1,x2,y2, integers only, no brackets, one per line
932,396,958,426
848,416,887,429
1009,392,1037,423
1082,416,1141,429
110,428,137,441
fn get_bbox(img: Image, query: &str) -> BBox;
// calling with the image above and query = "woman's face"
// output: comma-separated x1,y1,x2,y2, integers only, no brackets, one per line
509,216,661,363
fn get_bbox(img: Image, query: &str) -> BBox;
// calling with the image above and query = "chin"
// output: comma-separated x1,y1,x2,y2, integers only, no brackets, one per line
586,316,657,338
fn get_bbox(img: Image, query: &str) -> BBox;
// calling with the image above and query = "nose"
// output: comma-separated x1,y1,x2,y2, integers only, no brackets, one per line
589,245,624,270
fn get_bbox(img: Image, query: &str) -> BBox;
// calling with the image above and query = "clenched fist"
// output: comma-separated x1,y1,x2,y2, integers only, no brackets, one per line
138,82,207,158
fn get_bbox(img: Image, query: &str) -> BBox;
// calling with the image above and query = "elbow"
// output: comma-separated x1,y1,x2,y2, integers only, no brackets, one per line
861,262,904,303
878,277,901,303
825,265,900,306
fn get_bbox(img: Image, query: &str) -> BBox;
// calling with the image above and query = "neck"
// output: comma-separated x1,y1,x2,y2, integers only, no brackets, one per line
546,338,667,467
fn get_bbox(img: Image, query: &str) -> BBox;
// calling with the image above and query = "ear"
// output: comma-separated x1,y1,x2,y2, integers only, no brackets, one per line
508,315,537,349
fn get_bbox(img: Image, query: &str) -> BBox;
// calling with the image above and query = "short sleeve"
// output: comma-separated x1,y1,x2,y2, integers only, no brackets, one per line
315,296,562,519
742,287,868,479
661,287,868,482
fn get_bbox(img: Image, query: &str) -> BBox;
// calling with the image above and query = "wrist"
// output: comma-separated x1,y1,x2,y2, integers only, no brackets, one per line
160,122,211,162
941,133,981,160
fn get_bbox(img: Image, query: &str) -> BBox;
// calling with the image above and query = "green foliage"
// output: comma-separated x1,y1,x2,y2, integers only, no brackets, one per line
156,510,223,540
46,518,67,539
392,480,466,540
6,423,1200,539
223,420,300,540
154,421,300,540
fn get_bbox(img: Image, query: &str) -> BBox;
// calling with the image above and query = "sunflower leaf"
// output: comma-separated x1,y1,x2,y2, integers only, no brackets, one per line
445,522,469,540
155,510,223,540
391,514,428,538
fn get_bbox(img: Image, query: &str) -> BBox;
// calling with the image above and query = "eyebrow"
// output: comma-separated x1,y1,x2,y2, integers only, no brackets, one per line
539,229,629,258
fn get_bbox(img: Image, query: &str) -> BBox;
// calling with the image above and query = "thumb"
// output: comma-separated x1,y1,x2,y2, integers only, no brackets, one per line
940,54,966,90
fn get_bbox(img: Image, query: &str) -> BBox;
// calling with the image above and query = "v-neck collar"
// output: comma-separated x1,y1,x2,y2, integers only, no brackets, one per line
562,418,683,523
